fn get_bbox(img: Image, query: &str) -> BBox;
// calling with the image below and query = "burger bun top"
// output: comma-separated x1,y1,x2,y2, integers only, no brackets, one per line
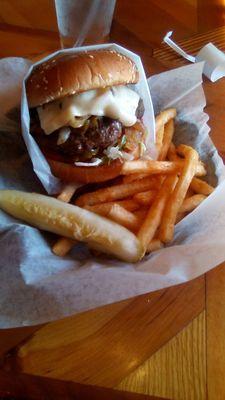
26,50,139,108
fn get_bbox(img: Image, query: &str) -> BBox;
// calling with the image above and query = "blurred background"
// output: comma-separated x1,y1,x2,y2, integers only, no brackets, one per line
0,0,224,58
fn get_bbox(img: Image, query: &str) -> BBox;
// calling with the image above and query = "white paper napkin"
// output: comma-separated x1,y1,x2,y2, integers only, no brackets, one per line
164,31,225,82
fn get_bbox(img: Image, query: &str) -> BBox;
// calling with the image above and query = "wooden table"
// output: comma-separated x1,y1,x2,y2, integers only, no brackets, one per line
1,6,225,400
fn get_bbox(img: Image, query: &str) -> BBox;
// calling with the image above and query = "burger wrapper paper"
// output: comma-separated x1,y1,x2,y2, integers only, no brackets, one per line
0,56,225,327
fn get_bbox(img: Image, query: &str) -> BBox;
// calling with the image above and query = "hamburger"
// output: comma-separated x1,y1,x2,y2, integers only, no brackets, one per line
27,50,147,184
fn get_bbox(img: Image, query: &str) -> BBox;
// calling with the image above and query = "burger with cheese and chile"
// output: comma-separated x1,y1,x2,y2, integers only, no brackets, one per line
27,50,147,184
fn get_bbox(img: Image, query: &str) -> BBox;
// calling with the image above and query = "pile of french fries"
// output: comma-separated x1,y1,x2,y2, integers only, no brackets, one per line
52,108,215,259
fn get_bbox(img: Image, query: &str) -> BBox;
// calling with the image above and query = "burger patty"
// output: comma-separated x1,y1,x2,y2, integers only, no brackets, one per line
59,117,123,161
30,98,145,162
32,116,123,162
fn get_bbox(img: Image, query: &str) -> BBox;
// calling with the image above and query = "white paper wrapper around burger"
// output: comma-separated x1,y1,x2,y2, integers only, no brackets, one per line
1,61,225,328
20,43,155,194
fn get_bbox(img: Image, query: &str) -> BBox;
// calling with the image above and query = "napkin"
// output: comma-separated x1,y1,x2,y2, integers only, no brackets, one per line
164,31,225,82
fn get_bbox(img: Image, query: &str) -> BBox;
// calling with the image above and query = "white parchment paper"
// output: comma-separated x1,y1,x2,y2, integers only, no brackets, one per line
1,59,225,328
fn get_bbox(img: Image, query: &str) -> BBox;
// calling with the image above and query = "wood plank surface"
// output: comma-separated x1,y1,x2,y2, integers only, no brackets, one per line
117,311,206,400
9,277,205,388
0,369,167,400
206,262,225,400
0,0,58,31
114,0,197,48
154,25,225,67
0,23,59,58
204,77,225,158
0,325,41,359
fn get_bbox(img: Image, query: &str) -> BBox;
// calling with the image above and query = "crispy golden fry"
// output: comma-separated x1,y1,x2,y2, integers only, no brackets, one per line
159,145,199,243
133,190,156,206
176,144,193,157
195,161,207,177
138,175,178,251
190,177,214,195
85,199,140,215
57,184,77,202
133,208,148,222
176,145,206,174
167,142,178,161
76,177,158,207
158,119,174,161
156,124,164,153
168,143,206,176
53,184,78,256
52,237,76,257
185,187,195,198
155,108,177,132
107,204,140,232
146,239,163,253
123,173,149,184
180,194,206,213
122,160,182,175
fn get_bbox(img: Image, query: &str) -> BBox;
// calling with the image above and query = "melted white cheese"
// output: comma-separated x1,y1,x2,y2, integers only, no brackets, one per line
37,86,140,135
57,127,71,145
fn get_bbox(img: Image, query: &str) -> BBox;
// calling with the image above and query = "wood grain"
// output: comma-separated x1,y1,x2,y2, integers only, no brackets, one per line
0,369,167,400
0,325,41,359
8,276,205,388
0,0,58,31
149,0,198,32
206,262,225,400
154,25,225,67
204,77,225,156
198,0,225,32
117,311,206,400
0,23,59,58
114,0,196,48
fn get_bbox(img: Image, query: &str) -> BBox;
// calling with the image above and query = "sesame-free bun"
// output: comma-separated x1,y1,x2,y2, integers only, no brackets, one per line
26,50,139,108
47,157,123,184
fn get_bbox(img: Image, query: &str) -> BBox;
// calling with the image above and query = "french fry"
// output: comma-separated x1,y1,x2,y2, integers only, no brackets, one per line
158,119,174,161
123,173,149,184
167,142,178,161
133,208,148,222
138,175,178,251
146,239,163,253
168,143,206,176
185,187,195,198
133,190,156,206
159,145,199,243
195,161,206,177
122,160,182,175
53,184,78,257
156,124,164,153
176,144,206,177
57,184,77,202
180,194,206,213
52,237,76,257
76,177,159,207
155,108,177,132
106,204,140,232
85,199,140,215
190,177,214,195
